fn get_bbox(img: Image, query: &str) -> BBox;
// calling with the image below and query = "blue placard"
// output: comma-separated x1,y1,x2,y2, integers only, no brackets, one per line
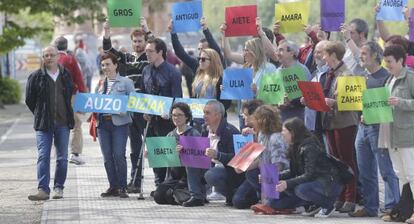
220,68,254,100
73,93,128,114
233,134,254,154
174,98,209,119
127,92,174,116
172,0,202,33
376,0,407,21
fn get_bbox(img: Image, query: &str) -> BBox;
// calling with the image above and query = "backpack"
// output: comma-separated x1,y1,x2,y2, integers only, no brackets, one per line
172,188,191,205
326,153,354,184
390,183,414,222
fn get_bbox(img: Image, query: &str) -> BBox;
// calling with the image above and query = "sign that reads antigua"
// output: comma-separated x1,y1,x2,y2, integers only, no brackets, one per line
172,0,203,33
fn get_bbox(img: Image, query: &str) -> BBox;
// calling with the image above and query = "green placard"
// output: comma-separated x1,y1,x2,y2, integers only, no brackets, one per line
146,137,182,168
362,87,393,125
257,72,285,105
280,65,306,100
107,0,142,27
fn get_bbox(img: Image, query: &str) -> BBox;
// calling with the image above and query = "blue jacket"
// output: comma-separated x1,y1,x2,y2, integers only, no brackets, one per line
97,74,135,126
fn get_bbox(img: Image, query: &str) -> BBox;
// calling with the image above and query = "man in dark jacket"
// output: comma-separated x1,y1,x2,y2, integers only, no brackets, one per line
25,46,75,201
202,100,243,205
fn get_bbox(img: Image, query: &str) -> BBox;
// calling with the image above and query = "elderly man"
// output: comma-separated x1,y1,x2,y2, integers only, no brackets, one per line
25,46,74,200
202,100,242,206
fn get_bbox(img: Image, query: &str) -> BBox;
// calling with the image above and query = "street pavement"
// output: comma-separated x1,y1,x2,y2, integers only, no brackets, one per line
0,102,398,224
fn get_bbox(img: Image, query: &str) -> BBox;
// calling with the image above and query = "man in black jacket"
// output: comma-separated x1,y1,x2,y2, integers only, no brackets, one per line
25,46,74,201
202,100,243,206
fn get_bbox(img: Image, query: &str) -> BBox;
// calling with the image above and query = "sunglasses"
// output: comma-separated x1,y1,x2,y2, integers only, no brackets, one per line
198,57,210,62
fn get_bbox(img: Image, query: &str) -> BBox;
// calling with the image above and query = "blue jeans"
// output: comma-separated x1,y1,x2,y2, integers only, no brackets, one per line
35,124,70,194
295,181,343,209
355,124,400,214
204,166,228,196
232,168,260,209
186,167,207,200
97,119,129,189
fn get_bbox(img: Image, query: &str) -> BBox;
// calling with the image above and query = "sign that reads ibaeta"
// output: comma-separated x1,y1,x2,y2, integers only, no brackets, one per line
146,137,181,168
107,0,142,27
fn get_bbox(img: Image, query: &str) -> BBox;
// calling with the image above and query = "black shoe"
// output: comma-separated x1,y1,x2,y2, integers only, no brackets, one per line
127,184,141,193
119,189,129,198
182,197,204,207
204,199,210,204
302,204,321,216
101,188,120,197
150,190,155,197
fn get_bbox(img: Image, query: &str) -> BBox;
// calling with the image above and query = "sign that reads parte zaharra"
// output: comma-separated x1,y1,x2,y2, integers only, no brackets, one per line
107,0,142,27
336,76,366,111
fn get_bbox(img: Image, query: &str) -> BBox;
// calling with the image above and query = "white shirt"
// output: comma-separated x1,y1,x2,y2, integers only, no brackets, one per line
47,69,59,82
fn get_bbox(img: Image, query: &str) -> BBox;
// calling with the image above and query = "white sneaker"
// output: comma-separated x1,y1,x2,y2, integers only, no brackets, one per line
69,154,85,165
314,207,335,218
207,191,225,201
52,188,63,199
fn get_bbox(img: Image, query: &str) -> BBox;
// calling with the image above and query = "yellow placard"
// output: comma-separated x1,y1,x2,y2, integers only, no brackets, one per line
336,76,367,111
275,0,310,33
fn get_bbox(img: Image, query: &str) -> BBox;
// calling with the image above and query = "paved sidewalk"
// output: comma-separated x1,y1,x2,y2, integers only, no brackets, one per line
0,104,397,224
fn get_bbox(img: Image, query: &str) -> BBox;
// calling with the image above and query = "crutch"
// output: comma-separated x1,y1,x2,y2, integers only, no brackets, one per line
132,119,151,200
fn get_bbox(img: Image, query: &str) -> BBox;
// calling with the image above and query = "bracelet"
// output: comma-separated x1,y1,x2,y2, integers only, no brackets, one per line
346,38,351,43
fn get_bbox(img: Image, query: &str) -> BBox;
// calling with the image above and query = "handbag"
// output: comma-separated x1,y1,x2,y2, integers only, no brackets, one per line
326,153,354,184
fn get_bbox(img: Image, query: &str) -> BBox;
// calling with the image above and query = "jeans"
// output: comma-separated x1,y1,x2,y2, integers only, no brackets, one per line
186,167,207,200
232,168,260,209
36,124,70,194
295,181,343,209
204,166,228,197
129,113,145,187
97,119,129,189
355,124,400,214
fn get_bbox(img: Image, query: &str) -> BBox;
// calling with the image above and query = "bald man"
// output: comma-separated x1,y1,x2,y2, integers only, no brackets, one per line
25,46,75,201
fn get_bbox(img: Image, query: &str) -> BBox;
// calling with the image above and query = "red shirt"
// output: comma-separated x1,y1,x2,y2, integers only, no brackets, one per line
57,51,87,93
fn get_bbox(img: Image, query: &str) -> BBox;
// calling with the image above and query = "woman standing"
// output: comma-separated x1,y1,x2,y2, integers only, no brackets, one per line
97,53,134,198
379,45,414,223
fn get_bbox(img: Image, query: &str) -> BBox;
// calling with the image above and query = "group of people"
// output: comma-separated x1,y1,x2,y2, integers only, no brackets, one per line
25,7,414,223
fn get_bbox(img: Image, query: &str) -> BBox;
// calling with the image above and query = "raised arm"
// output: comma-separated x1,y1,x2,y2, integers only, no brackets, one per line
201,17,226,68
220,23,244,64
257,17,278,62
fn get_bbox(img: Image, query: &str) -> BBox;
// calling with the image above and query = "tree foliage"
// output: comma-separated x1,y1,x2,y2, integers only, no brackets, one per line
0,0,106,54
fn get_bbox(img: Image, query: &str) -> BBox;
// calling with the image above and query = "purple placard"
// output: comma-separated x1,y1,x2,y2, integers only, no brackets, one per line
410,9,414,42
320,0,345,31
260,163,279,199
179,136,211,169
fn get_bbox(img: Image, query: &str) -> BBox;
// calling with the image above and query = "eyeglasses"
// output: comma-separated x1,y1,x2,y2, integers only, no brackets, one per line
172,113,185,118
198,57,210,62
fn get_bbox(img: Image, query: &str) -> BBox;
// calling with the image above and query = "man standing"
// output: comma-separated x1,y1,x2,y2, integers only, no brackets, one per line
54,36,87,165
26,46,74,200
142,38,182,191
103,18,151,193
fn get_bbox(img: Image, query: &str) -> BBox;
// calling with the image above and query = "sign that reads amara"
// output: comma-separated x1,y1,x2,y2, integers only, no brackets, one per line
376,0,408,21
275,0,310,33
220,68,254,100
127,92,173,116
260,163,279,199
179,136,211,169
336,76,367,111
146,137,181,168
73,93,128,114
362,87,394,124
174,98,209,119
107,0,142,27
320,0,345,31
257,72,285,105
298,81,331,112
172,0,202,33
225,5,257,37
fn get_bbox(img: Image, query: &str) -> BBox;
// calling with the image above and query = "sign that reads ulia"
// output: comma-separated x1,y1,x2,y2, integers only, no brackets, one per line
73,93,128,114
107,0,142,27
220,68,254,100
